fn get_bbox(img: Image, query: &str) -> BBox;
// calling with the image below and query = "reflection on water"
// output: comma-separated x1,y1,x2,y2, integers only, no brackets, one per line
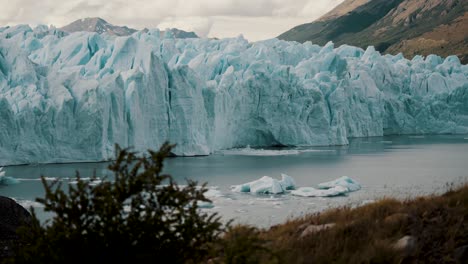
1,135,467,226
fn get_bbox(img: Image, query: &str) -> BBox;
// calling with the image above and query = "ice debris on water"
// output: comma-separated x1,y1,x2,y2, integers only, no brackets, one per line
291,186,349,197
0,25,467,165
221,146,336,156
221,146,301,156
231,174,296,194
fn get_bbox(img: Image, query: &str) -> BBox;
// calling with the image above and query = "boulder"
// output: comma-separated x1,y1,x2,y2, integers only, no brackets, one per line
0,196,32,259
300,223,336,238
384,213,411,226
393,235,417,256
454,245,468,264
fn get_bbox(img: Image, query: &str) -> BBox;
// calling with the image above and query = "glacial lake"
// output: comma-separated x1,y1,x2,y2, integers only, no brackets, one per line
1,135,468,227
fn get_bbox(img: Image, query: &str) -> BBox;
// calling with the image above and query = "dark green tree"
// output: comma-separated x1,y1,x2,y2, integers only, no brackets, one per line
10,143,223,264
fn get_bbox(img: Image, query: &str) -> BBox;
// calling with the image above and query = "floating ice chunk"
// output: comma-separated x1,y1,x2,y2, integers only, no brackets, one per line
408,136,425,139
250,176,283,194
318,176,361,192
291,186,349,197
15,177,58,181
0,167,19,185
231,183,252,193
44,177,58,181
278,173,296,190
232,176,284,194
197,201,215,209
0,176,20,185
68,178,102,186
204,189,224,198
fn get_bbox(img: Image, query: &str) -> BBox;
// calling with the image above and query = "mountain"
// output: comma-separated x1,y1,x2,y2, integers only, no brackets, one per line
60,17,199,38
60,17,137,36
279,0,468,63
164,28,198,39
318,0,371,21
0,25,467,164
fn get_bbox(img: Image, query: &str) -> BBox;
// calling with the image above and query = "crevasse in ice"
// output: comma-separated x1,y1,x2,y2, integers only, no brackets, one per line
1,25,467,165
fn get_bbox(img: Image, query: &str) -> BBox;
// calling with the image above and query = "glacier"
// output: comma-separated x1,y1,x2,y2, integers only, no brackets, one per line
0,25,468,165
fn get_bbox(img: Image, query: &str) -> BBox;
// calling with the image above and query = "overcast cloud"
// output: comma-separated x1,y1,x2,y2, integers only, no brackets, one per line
0,0,344,41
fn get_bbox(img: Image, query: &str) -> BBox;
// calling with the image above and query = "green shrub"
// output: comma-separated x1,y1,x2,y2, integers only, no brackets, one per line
9,143,223,264
215,226,279,264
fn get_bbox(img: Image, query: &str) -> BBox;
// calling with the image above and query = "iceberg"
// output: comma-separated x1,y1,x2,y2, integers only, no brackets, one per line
0,167,19,185
318,176,361,192
291,176,361,197
231,174,296,194
0,25,467,165
232,176,284,194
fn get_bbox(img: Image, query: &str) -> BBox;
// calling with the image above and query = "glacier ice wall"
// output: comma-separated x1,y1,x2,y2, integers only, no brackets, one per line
0,25,467,165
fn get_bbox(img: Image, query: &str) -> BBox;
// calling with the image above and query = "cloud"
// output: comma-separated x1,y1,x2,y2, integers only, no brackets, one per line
0,0,344,41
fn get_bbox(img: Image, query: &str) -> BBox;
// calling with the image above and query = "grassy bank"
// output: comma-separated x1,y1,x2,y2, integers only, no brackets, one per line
214,184,468,263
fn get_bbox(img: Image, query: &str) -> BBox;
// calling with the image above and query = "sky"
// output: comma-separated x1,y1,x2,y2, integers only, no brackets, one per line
0,0,344,41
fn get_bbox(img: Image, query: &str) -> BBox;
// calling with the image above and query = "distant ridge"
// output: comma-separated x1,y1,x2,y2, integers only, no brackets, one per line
60,17,199,39
60,17,137,36
279,0,468,63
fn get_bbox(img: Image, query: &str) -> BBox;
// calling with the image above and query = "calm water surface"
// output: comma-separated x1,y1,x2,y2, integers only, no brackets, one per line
1,135,467,227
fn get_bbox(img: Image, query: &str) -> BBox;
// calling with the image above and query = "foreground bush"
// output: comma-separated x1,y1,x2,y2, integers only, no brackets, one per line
9,143,223,264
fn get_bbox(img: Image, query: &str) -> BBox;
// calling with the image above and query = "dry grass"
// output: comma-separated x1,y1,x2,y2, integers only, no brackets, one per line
213,184,468,263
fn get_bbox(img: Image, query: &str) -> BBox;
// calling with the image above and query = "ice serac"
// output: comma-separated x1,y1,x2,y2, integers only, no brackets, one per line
0,25,467,165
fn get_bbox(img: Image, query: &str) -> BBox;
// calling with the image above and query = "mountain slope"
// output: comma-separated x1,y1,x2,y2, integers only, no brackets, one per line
279,0,468,63
318,0,371,21
278,0,404,44
60,18,199,39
